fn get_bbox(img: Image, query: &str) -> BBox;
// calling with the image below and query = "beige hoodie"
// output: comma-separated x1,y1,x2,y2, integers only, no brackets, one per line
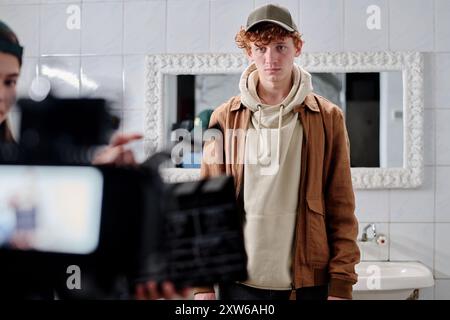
239,62,313,290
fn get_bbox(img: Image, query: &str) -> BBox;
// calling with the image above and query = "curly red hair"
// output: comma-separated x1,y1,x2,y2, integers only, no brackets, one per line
235,22,303,54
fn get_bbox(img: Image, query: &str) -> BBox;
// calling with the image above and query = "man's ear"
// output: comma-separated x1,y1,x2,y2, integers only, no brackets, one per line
246,48,254,62
294,42,302,57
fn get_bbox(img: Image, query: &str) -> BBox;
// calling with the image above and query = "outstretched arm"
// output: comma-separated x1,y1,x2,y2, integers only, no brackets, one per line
92,132,143,166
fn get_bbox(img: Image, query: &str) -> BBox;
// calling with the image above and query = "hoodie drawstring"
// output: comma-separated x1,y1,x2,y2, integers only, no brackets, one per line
256,104,284,167
276,105,284,166
256,105,263,163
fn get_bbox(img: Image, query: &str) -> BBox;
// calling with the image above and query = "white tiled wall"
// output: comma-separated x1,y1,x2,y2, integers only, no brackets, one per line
436,109,450,165
123,54,146,109
1,0,450,299
435,280,450,299
436,167,450,222
433,54,450,107
389,167,435,222
435,0,450,52
167,0,210,53
81,2,123,55
210,0,252,53
389,223,434,269
123,0,166,54
300,0,344,52
344,0,388,51
40,56,80,97
15,57,38,98
389,0,434,51
435,224,450,279
40,3,81,55
355,189,390,223
80,55,123,109
424,108,435,166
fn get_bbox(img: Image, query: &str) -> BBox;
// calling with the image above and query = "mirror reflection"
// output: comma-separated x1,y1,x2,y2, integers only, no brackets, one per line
165,72,403,169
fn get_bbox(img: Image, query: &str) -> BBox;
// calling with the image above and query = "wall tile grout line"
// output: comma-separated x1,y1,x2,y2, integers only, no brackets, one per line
121,0,125,119
79,1,83,98
386,0,390,51
341,0,345,52
209,0,212,52
433,0,436,53
164,0,168,54
433,54,438,296
37,2,42,82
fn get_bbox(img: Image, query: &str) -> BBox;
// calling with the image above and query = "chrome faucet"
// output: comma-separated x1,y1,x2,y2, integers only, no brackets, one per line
360,223,377,242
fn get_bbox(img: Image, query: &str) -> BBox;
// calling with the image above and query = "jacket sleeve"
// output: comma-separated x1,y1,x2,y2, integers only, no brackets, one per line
199,109,226,180
193,109,226,296
324,109,360,299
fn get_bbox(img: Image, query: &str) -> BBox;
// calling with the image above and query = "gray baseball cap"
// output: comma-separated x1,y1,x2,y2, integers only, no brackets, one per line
245,4,298,32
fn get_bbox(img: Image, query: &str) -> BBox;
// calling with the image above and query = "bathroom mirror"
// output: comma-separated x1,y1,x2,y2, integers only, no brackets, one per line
164,71,403,169
145,52,424,189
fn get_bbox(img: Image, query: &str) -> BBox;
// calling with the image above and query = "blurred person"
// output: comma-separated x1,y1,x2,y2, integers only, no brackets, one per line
0,20,188,300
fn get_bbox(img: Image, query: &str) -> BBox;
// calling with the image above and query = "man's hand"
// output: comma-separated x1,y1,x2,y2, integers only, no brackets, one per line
92,132,143,166
135,281,191,300
327,296,349,300
194,292,216,300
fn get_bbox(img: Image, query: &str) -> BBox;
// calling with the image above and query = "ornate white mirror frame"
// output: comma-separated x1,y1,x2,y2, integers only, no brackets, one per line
145,51,424,189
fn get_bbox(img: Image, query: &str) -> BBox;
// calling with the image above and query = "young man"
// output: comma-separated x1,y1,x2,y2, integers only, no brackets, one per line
194,4,360,300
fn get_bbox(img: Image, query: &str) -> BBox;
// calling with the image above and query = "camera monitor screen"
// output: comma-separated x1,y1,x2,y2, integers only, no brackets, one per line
0,165,103,254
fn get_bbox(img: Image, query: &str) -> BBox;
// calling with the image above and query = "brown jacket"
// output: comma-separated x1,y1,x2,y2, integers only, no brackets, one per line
194,93,360,299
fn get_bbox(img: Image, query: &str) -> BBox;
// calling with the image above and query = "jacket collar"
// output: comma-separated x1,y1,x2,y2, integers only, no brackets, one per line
231,94,320,113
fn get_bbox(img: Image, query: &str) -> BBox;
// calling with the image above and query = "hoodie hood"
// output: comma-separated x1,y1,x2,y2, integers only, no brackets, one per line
239,62,313,128
239,62,313,166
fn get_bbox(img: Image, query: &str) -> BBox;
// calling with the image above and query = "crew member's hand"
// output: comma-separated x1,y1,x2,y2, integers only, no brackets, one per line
92,132,143,166
194,292,216,300
135,281,191,300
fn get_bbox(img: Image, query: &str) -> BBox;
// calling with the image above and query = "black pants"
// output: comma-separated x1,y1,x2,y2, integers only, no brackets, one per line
218,282,328,301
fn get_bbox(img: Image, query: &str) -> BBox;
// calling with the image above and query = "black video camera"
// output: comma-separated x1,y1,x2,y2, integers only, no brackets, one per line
0,96,247,299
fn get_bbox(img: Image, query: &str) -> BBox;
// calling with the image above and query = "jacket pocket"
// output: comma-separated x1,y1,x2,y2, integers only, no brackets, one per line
306,198,329,264
306,198,325,216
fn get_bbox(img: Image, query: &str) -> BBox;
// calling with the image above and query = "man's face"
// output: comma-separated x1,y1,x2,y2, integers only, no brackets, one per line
247,36,301,85
0,52,20,124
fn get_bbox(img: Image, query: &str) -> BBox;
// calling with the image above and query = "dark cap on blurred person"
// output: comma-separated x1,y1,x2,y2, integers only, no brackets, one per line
0,20,23,65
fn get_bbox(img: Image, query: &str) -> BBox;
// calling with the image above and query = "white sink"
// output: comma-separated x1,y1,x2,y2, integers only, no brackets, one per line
353,261,434,300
